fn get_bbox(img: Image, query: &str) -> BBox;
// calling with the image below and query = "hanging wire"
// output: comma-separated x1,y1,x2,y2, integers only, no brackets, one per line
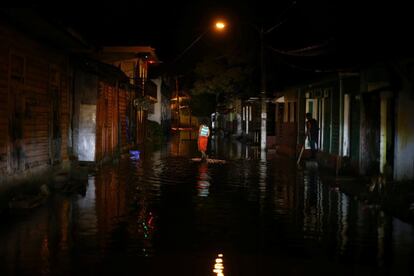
171,31,207,65
267,38,334,57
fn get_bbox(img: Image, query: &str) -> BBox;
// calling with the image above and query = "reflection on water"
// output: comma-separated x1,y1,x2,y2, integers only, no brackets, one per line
0,133,413,275
170,130,197,157
213,253,224,276
197,162,210,197
77,177,97,237
303,170,324,239
258,159,267,203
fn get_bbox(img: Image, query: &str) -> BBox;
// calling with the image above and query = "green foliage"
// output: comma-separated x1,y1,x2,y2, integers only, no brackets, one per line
191,54,255,101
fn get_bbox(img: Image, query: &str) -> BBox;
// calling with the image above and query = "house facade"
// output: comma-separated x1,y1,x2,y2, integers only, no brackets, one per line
273,62,414,181
0,9,160,189
0,11,78,183
147,77,171,135
92,46,159,145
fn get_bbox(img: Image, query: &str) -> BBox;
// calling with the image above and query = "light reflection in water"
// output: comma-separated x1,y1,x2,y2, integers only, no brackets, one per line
337,192,349,255
0,136,414,275
59,200,71,250
170,130,197,157
258,159,267,209
133,152,158,257
377,211,386,266
303,170,324,239
197,162,210,197
213,253,224,276
77,176,97,236
40,235,50,275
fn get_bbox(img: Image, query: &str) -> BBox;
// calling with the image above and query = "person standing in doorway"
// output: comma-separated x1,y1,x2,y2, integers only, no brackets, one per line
305,112,319,160
198,120,210,161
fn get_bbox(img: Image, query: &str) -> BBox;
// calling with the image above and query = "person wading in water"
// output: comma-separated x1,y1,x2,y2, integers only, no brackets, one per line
305,112,319,160
198,120,210,161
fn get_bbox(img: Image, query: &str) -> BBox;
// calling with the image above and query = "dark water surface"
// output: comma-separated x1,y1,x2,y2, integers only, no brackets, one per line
1,136,413,275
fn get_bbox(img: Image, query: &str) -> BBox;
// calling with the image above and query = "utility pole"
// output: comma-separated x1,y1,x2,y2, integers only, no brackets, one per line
256,1,296,153
260,27,267,151
175,76,180,130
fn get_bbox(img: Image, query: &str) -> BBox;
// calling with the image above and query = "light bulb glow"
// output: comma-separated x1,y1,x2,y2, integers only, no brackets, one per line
215,21,226,30
213,253,225,276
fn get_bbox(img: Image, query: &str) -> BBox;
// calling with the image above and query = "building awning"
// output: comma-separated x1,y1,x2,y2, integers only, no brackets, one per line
274,96,285,103
73,56,129,83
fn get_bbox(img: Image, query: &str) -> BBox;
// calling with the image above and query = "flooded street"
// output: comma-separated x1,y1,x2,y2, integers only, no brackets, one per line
1,134,413,276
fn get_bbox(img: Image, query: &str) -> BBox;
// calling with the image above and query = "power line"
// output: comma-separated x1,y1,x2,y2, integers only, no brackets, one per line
267,39,333,57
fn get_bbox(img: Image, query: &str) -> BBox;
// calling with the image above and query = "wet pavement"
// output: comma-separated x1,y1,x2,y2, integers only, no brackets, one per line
0,133,414,275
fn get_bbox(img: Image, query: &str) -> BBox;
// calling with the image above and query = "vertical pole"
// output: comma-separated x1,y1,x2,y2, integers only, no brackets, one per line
135,60,139,145
329,90,333,154
380,92,388,174
247,105,251,135
322,97,325,151
176,77,180,130
339,74,344,156
260,27,267,151
343,94,350,156
189,108,192,140
297,89,301,152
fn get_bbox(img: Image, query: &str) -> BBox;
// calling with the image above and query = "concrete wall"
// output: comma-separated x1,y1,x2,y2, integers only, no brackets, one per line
160,82,171,134
148,78,161,124
394,83,414,181
73,70,98,161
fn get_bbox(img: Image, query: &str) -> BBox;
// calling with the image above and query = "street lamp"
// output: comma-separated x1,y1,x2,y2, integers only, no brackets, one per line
171,20,227,131
215,21,226,30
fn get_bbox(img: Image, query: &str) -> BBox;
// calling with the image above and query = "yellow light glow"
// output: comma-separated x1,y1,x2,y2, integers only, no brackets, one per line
215,21,226,30
213,253,224,276
213,253,225,276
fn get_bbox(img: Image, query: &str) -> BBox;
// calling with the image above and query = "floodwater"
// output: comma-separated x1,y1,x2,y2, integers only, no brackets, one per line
0,133,413,276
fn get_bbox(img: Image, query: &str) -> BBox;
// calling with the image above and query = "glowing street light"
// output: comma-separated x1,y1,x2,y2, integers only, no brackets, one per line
171,20,227,131
215,21,226,30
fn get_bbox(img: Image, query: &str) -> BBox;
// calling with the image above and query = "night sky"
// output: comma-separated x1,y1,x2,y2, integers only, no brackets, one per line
32,1,413,83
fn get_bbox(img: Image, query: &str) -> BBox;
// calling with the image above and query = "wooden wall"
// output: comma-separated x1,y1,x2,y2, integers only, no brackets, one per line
95,82,136,161
0,30,9,175
72,69,134,163
1,20,137,183
0,22,70,178
96,81,121,161
118,87,133,151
